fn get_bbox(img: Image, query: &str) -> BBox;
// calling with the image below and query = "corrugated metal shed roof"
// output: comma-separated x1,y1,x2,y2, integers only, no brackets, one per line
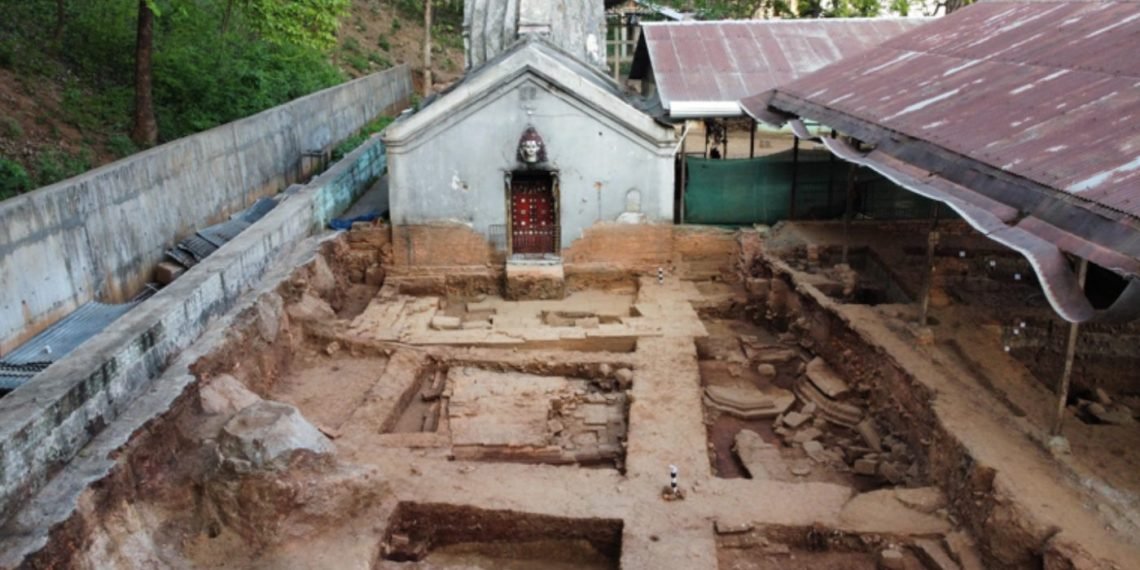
747,0,1140,219
630,18,928,114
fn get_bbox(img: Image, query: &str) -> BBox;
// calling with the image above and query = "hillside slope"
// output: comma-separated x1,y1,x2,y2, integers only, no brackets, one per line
0,0,461,200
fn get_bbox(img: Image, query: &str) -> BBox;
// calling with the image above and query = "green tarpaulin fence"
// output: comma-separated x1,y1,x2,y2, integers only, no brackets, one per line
683,149,944,226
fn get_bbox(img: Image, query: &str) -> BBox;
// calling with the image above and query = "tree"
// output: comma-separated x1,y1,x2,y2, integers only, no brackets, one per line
423,0,432,95
130,0,349,146
130,0,158,147
230,0,350,51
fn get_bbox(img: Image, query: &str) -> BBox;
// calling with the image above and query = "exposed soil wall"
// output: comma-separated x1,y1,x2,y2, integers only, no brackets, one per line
740,235,1105,569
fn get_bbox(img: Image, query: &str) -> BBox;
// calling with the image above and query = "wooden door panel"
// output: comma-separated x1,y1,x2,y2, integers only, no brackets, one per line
511,177,556,254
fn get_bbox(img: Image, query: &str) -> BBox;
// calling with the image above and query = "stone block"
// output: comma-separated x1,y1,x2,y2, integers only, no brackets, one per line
309,255,337,296
461,319,491,330
287,293,336,323
756,363,777,380
879,548,906,570
806,357,850,399
218,401,334,470
913,538,962,570
614,368,634,389
200,374,261,416
802,440,827,463
782,411,810,429
154,261,186,285
792,427,822,444
853,458,879,476
576,317,600,329
430,316,462,330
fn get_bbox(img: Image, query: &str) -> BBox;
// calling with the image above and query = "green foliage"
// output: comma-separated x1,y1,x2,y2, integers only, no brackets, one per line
237,0,351,51
0,157,32,199
107,133,138,158
391,18,401,32
344,51,371,72
377,34,391,52
0,38,14,69
34,147,92,186
0,116,23,139
331,115,393,161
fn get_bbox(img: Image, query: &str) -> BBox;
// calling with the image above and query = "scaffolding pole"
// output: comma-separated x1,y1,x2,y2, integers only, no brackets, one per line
789,136,800,220
842,163,856,265
1052,258,1088,436
918,203,941,327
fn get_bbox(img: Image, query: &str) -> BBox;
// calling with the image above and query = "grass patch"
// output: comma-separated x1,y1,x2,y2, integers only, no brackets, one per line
331,115,393,161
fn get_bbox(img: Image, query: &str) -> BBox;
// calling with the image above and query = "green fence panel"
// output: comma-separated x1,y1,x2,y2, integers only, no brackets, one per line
684,149,949,226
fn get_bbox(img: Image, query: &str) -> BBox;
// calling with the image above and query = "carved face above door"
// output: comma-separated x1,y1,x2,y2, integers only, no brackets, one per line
517,126,547,164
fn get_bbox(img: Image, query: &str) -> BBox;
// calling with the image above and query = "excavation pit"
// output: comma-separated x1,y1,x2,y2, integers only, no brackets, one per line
378,503,623,569
444,366,631,469
716,525,930,570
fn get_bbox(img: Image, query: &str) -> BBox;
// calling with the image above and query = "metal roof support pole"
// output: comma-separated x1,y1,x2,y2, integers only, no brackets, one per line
680,129,687,224
749,119,756,158
723,119,728,158
841,163,856,265
1052,258,1088,436
918,203,941,327
789,136,800,220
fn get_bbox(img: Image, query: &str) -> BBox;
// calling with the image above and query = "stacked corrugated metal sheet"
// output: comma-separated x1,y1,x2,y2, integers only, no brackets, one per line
1,196,279,393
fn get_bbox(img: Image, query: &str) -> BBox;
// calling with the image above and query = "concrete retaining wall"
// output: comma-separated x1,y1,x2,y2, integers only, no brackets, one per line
0,135,388,524
0,66,412,355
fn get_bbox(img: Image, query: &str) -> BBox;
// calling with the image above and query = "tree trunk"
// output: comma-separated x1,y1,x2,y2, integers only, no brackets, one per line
131,0,158,147
422,0,432,96
54,0,67,40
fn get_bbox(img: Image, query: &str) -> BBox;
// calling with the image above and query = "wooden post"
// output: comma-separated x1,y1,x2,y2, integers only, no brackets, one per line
842,163,856,265
749,119,756,158
1052,258,1088,435
918,203,941,327
680,128,687,224
789,136,800,220
722,119,728,158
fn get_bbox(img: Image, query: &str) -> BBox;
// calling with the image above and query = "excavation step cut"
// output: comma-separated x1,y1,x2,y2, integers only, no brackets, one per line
805,357,850,399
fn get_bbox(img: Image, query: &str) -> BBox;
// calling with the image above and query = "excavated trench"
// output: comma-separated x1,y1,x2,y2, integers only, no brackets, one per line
378,503,622,568
13,226,1129,569
716,524,934,570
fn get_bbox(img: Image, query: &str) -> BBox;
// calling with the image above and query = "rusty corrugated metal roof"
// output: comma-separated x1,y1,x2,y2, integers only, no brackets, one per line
630,17,928,115
743,1,1140,321
747,0,1140,219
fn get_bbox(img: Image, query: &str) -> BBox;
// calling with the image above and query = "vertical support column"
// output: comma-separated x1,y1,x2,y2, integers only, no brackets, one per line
749,119,756,158
1052,258,1088,435
841,163,856,265
826,130,837,214
789,136,800,220
722,119,728,158
618,21,628,82
680,127,687,224
918,203,941,327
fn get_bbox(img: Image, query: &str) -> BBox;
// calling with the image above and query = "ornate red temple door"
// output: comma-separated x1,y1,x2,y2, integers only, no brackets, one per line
509,173,558,255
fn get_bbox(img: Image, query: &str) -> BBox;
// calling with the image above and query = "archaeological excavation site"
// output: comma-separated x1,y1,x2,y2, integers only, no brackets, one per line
2,1,1140,569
